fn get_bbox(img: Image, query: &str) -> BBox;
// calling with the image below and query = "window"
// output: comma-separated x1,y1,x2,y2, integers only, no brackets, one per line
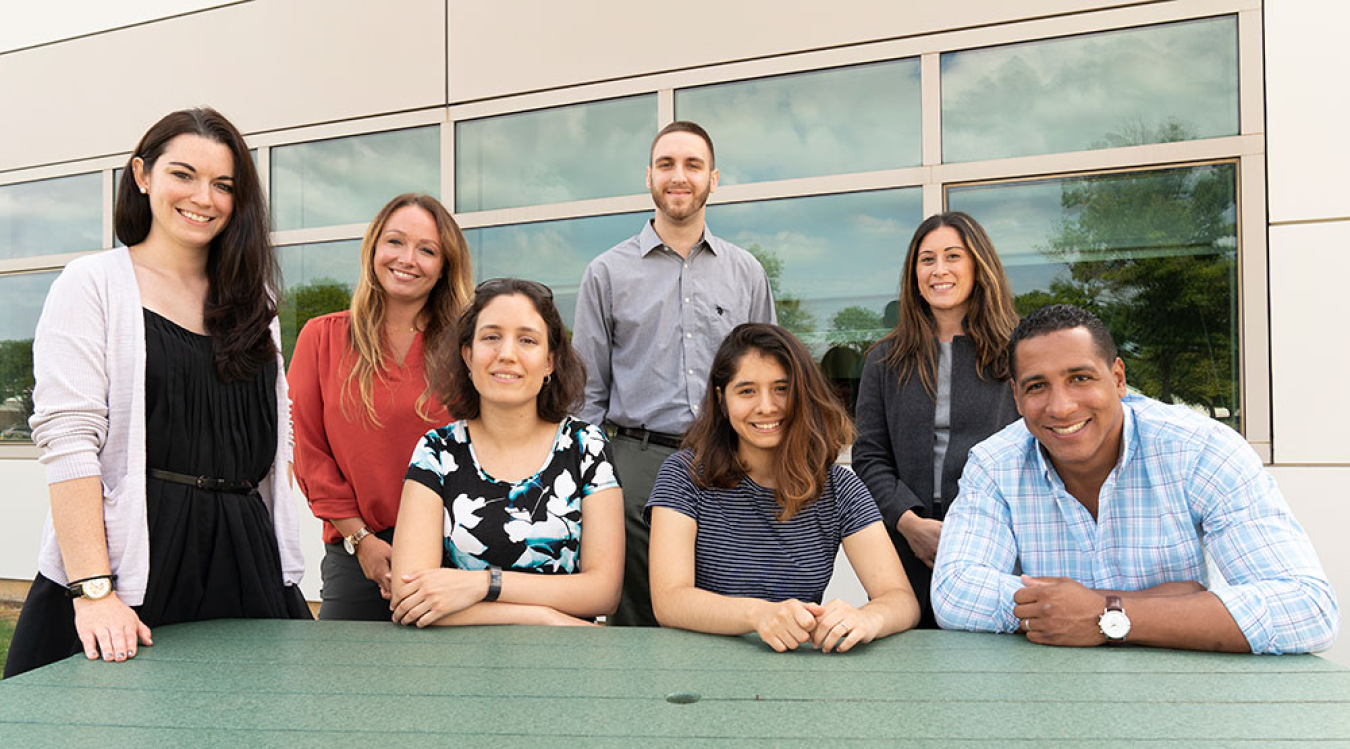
948,163,1239,426
942,17,1238,162
0,272,59,440
0,174,102,259
676,60,922,184
277,240,362,360
271,128,439,231
456,96,656,212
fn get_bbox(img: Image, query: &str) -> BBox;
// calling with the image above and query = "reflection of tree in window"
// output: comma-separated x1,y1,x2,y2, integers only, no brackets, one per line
744,243,814,338
0,339,35,440
1019,162,1238,427
279,279,352,361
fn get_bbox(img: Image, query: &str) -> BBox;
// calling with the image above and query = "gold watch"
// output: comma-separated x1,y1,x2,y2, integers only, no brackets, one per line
343,526,372,555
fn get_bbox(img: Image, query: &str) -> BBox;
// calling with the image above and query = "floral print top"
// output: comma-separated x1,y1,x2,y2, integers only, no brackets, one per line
405,416,619,573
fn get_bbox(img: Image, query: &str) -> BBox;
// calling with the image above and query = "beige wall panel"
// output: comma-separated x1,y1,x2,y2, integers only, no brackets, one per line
447,0,1151,103
1264,0,1350,222
0,0,445,172
0,460,57,583
1269,222,1350,464
1268,466,1350,667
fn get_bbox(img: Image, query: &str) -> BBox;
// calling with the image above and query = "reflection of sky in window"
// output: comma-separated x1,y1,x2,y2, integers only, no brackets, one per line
278,240,363,293
465,212,644,328
272,128,439,230
948,164,1237,296
0,271,58,340
0,174,102,259
456,96,656,212
707,189,921,347
678,60,921,184
942,16,1238,162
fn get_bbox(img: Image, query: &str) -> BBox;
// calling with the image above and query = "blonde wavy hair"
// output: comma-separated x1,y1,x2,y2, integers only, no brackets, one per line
342,194,473,426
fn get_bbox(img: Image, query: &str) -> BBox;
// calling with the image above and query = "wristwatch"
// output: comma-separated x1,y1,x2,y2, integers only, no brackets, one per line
1098,595,1131,642
343,526,372,555
67,574,116,600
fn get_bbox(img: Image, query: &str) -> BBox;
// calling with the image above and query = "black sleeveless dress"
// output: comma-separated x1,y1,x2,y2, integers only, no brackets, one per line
3,311,308,678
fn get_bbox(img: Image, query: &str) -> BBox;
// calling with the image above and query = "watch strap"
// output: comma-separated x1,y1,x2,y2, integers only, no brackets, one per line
484,567,502,602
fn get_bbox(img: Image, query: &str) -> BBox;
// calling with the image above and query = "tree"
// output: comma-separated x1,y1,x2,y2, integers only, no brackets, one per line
743,243,815,339
0,339,35,437
279,279,352,360
826,305,886,355
1021,157,1238,425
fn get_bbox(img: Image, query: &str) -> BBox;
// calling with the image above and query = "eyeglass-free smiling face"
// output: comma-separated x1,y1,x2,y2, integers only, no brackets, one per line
133,133,235,252
721,350,792,473
462,293,555,411
1012,326,1127,486
914,225,975,317
647,131,718,224
374,205,444,307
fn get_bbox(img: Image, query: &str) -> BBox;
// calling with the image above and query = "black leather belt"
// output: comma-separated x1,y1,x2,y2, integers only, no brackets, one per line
611,426,683,450
149,468,256,494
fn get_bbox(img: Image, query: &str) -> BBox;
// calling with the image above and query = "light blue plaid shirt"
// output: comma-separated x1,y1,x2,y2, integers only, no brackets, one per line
932,394,1338,654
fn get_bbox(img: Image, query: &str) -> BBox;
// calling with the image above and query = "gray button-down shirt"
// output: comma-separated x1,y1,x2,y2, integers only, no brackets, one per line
573,220,776,435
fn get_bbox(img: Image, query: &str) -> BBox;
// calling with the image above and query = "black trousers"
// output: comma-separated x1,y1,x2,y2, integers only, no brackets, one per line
606,436,677,627
318,527,398,622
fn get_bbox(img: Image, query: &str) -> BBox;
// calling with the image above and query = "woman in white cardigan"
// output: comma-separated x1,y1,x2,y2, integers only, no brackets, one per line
4,108,309,678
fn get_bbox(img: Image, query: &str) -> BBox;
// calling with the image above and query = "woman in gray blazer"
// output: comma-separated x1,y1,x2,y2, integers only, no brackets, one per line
852,212,1019,629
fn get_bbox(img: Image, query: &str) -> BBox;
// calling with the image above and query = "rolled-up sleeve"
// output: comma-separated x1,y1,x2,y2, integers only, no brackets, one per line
1196,433,1339,654
29,263,110,484
931,457,1023,633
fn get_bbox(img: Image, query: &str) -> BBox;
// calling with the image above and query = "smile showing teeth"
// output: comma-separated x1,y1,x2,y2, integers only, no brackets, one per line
389,268,419,280
1048,420,1088,435
931,283,955,291
490,372,521,380
751,421,781,432
178,208,212,223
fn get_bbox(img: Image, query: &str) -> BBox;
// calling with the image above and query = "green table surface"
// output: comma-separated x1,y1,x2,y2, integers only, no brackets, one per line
0,620,1347,747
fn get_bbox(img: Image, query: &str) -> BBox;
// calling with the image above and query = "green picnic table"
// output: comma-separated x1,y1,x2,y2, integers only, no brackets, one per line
0,620,1347,746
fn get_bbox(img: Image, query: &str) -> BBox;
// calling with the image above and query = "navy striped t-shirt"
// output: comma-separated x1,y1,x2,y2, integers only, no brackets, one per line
645,450,882,603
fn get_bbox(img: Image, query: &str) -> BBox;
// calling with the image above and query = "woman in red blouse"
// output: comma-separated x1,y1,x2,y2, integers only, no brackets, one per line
289,194,473,620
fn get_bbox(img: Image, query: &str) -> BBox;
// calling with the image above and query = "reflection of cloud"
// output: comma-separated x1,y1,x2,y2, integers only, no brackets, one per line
457,96,655,212
678,59,921,184
0,272,59,340
942,17,1237,162
0,174,102,258
709,189,919,302
272,127,441,231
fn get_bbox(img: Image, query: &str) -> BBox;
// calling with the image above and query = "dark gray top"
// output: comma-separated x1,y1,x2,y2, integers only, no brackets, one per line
852,336,1020,530
572,220,776,435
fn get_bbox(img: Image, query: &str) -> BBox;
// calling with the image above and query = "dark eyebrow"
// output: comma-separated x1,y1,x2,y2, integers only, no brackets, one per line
167,161,234,181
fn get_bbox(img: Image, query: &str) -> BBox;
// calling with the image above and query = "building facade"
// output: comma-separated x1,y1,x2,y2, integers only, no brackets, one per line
1,0,1345,661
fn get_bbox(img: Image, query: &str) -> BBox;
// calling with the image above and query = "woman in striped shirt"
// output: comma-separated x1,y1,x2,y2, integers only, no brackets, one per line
647,323,919,652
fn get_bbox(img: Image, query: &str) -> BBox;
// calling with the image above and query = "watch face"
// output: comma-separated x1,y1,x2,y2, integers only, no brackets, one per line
343,537,356,555
1100,610,1130,640
83,578,112,600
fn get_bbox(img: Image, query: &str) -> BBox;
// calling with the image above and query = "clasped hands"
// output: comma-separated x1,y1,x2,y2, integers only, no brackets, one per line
755,598,882,654
389,567,489,627
1012,575,1112,647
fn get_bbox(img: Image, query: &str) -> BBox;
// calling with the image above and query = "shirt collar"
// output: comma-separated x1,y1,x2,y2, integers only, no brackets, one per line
639,219,717,257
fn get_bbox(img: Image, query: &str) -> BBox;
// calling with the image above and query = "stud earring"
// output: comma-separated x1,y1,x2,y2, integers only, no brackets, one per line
139,186,147,194
542,374,552,386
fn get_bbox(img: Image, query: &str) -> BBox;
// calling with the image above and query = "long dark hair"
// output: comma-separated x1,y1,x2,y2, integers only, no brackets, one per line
877,211,1018,396
684,324,852,521
114,107,278,382
442,279,584,422
344,194,473,426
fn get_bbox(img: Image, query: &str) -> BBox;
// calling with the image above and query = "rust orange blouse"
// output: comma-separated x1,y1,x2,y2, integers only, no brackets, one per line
288,311,449,544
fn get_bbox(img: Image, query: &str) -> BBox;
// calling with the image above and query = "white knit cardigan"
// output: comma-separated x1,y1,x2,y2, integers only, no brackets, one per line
28,247,304,605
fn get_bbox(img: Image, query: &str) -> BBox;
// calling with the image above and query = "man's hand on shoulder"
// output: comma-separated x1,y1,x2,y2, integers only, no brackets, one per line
1012,576,1107,647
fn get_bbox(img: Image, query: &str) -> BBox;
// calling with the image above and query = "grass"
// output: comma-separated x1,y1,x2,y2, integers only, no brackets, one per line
0,603,20,678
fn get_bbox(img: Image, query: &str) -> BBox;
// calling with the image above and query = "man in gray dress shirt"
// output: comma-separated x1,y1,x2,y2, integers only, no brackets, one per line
573,121,776,626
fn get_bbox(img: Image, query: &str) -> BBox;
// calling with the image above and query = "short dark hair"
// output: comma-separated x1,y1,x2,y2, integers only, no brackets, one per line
650,120,715,168
442,278,584,423
1008,304,1118,380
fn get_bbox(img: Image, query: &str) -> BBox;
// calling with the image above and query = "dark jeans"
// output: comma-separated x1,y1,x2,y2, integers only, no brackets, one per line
318,527,398,622
606,435,677,627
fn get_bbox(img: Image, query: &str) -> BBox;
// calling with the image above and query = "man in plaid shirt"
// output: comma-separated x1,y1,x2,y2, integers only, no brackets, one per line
932,305,1337,654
